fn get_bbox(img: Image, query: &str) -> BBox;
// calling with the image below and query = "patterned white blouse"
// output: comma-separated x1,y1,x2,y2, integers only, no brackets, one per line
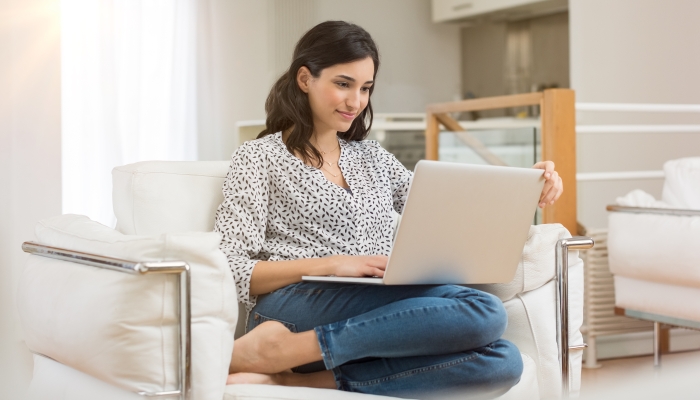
214,131,412,312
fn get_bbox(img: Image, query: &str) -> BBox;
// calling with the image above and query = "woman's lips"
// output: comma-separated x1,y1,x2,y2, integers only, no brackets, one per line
337,111,355,120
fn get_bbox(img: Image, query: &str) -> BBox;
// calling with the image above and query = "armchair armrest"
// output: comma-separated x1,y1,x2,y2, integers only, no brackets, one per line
606,205,700,216
22,242,192,400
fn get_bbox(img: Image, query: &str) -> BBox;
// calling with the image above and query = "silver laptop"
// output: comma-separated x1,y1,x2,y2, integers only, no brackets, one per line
302,160,545,285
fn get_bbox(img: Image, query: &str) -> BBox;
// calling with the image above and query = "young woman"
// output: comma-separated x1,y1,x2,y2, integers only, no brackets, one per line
214,21,563,398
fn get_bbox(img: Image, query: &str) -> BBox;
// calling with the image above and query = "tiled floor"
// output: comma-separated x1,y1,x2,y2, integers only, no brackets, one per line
579,350,700,399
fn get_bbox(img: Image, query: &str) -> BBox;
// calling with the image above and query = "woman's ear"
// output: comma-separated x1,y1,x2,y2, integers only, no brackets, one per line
296,66,312,93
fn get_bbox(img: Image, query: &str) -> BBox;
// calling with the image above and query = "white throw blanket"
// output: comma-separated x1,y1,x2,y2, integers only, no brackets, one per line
662,157,700,209
616,189,669,208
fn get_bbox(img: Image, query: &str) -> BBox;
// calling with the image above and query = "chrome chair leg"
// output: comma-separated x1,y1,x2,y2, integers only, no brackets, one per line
653,322,661,368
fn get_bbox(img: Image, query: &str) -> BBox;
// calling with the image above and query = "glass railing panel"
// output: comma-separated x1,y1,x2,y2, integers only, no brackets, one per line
369,119,543,224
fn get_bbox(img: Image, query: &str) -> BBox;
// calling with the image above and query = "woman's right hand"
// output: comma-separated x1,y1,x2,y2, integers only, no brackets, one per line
327,255,388,278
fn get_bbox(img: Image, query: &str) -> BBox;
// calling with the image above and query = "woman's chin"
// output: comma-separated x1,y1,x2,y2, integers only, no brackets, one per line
332,122,354,133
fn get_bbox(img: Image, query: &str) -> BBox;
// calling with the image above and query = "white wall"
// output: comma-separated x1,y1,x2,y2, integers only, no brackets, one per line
570,0,700,228
197,0,275,160
0,0,62,397
199,0,461,160
314,0,462,114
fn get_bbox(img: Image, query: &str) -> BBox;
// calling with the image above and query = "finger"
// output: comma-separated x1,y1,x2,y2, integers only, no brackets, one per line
532,161,554,174
541,185,558,205
542,175,562,205
370,255,389,267
540,178,554,202
364,267,384,277
541,172,560,203
532,161,555,179
554,178,564,201
546,172,561,203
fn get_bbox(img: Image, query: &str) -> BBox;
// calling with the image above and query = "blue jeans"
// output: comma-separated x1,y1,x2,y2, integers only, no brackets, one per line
247,282,523,399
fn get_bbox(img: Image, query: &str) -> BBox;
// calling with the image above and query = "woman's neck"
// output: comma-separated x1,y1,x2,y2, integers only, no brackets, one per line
310,129,339,152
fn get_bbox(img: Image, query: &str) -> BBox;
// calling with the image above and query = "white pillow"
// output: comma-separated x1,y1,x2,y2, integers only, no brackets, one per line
17,214,238,400
112,161,229,235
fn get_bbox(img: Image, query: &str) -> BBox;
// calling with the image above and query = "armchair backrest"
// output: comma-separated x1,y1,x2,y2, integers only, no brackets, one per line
113,161,229,235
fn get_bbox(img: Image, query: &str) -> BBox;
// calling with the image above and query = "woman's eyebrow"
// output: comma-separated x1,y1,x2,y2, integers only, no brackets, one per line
335,75,374,85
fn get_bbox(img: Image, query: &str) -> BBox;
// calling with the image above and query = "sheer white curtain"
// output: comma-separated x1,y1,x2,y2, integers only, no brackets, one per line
61,0,199,226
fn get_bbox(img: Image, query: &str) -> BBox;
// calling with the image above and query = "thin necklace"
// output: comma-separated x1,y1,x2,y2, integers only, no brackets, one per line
319,146,339,155
313,138,340,155
324,156,339,168
314,139,340,168
320,164,341,178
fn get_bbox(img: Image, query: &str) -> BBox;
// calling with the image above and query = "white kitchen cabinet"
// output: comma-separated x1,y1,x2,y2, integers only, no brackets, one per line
432,0,567,23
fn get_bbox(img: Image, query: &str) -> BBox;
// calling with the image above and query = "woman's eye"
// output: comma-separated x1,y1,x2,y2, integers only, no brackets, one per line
336,82,349,88
361,86,371,92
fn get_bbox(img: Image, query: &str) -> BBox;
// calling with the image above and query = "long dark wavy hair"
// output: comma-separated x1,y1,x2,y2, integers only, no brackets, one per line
257,21,380,168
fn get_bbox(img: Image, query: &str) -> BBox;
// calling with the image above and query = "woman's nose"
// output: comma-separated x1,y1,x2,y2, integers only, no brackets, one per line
346,90,361,110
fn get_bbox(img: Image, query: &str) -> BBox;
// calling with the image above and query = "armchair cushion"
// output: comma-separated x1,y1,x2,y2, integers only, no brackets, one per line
17,214,238,400
609,211,700,289
112,161,229,235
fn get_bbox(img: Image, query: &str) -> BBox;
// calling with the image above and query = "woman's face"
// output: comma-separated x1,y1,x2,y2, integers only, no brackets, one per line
298,57,375,135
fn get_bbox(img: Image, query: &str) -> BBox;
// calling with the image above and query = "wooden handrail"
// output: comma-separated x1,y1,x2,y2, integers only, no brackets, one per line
425,89,578,235
427,92,543,114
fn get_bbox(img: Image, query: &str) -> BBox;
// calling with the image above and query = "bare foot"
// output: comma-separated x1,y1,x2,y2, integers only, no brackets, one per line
226,370,336,390
230,321,318,374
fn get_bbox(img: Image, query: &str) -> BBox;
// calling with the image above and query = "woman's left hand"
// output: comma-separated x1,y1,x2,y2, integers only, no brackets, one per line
532,161,563,208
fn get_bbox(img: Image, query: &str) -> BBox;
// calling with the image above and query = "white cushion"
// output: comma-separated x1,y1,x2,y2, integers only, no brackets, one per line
224,384,406,400
608,211,700,289
28,355,143,400
113,161,229,235
614,276,700,322
112,161,251,338
17,214,238,400
662,157,700,209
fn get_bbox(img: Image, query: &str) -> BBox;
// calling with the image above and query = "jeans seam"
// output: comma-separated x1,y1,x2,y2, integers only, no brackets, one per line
341,344,495,388
316,326,337,370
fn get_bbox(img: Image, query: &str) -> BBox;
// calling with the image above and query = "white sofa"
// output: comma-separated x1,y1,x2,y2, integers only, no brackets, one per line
17,161,588,400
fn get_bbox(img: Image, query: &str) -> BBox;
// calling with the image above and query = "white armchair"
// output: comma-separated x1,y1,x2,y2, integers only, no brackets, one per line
17,161,591,400
608,157,700,367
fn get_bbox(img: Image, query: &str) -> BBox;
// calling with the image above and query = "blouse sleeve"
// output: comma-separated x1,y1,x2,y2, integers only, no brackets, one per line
214,144,269,311
372,142,413,214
